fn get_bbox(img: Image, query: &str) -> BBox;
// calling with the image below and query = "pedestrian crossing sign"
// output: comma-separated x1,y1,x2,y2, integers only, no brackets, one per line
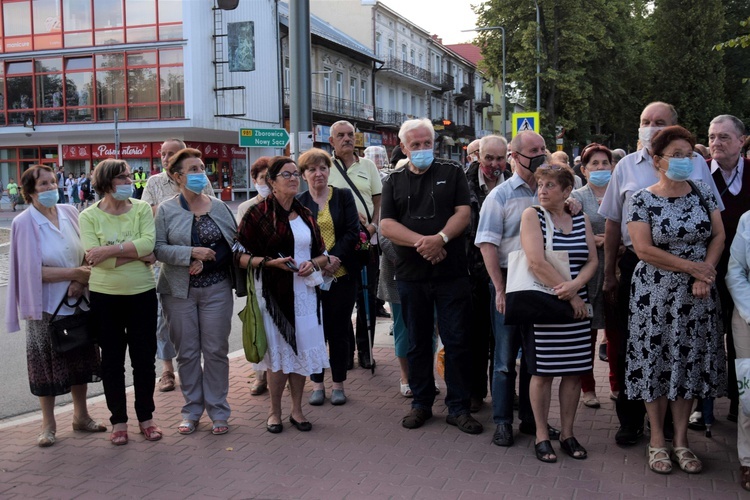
512,112,540,138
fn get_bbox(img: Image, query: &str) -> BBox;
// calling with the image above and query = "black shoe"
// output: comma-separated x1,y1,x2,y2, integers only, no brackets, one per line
615,426,644,446
688,412,706,431
519,420,560,440
266,419,283,434
376,306,390,318
358,354,375,369
492,423,514,446
598,343,608,362
289,416,312,432
402,408,432,429
446,414,483,434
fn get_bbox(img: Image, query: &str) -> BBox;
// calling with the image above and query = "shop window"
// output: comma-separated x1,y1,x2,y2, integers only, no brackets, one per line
63,0,92,31
96,69,126,106
159,48,182,65
158,24,181,40
157,0,181,24
4,2,31,37
94,0,123,29
96,53,124,69
64,32,92,47
128,67,158,104
159,66,183,103
95,29,124,46
126,26,156,43
97,106,125,121
126,0,155,25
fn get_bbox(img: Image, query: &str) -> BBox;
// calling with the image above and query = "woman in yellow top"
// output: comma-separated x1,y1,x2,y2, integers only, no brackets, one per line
79,159,159,446
296,148,361,405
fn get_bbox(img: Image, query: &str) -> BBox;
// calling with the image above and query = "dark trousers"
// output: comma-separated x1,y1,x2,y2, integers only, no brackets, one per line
397,276,472,417
352,256,378,362
312,274,357,384
615,249,647,430
90,289,158,425
717,276,739,416
469,274,493,400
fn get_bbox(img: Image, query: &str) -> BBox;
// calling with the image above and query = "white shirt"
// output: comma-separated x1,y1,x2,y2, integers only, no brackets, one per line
711,157,744,196
598,149,724,248
30,206,86,315
727,211,750,324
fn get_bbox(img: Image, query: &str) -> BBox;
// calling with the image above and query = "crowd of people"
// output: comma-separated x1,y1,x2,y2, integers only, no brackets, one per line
4,107,750,490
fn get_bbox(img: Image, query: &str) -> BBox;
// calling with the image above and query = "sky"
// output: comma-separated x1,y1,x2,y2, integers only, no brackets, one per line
378,0,480,45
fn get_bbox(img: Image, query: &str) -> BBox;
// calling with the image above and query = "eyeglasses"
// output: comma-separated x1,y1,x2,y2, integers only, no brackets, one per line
277,171,301,180
660,152,693,159
407,171,435,220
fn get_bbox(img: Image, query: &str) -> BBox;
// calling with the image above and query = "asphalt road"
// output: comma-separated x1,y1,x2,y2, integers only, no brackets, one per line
0,284,247,420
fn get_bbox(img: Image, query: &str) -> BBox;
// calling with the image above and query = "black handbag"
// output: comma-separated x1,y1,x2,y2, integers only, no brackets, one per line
49,295,93,353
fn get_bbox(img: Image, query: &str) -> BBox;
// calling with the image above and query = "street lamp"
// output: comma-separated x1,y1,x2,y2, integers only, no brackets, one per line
533,0,540,114
463,26,506,138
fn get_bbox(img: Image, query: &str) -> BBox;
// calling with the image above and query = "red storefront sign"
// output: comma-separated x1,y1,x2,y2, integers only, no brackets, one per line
62,145,91,160
91,143,152,159
381,131,399,146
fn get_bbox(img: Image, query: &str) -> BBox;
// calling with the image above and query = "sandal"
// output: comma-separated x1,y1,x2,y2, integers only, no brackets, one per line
139,424,163,441
400,380,413,398
671,447,702,474
250,380,267,396
37,429,56,448
72,417,107,433
110,430,128,446
582,392,600,409
178,420,198,435
212,420,229,435
535,440,557,463
741,465,750,491
559,436,587,459
647,445,672,474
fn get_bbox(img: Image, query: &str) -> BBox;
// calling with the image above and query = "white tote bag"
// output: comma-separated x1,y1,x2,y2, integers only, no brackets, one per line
736,358,750,417
505,207,571,295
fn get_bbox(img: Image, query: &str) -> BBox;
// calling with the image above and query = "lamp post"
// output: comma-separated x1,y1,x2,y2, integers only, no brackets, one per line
533,0,540,114
463,26,506,138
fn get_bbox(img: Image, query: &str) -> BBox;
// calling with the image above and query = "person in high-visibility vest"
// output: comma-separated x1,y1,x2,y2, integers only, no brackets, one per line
133,167,147,199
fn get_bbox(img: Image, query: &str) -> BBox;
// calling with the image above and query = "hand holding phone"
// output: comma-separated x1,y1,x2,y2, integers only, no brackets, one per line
277,252,299,272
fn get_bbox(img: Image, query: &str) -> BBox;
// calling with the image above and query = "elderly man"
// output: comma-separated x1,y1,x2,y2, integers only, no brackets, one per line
466,135,509,412
381,118,482,434
709,114,748,423
327,120,383,369
142,138,214,392
476,130,560,447
599,102,724,445
466,139,481,170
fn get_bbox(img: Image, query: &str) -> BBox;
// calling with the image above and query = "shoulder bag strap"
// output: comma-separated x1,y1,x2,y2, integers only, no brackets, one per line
333,158,371,223
536,206,555,251
50,294,87,321
686,179,712,232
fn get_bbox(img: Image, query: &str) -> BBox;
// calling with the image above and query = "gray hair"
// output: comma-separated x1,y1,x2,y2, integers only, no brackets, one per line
710,115,746,137
509,130,543,154
398,118,434,144
479,135,508,156
611,148,626,163
331,120,355,135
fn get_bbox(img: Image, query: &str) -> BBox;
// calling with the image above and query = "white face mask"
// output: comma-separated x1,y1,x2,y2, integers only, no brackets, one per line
638,126,664,153
257,184,271,198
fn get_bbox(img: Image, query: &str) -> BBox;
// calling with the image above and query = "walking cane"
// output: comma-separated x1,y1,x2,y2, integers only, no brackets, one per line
361,266,375,374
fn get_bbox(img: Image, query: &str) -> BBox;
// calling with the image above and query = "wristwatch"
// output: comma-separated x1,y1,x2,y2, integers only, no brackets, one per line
438,231,449,244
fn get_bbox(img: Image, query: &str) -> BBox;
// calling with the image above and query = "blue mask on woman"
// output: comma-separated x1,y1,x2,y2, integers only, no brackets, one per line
665,157,693,182
186,173,209,194
37,189,59,207
112,185,132,201
410,149,434,170
588,170,611,187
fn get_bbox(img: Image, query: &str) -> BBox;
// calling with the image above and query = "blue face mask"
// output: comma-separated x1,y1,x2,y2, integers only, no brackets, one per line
409,149,434,170
112,184,132,201
185,173,209,194
664,157,693,181
588,170,611,187
37,189,58,208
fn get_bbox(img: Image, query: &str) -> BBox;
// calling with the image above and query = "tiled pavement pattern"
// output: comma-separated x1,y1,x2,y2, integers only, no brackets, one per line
0,340,745,499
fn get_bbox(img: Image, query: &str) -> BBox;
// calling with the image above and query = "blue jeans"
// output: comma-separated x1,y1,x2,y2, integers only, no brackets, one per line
490,284,532,425
397,276,472,417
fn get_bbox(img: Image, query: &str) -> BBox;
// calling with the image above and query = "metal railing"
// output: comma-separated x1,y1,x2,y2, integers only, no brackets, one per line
284,90,410,125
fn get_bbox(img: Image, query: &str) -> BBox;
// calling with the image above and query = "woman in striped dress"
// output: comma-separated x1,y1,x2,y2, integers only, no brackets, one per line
519,164,598,463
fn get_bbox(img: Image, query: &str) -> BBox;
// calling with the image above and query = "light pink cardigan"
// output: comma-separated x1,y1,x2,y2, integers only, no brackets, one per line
5,204,80,333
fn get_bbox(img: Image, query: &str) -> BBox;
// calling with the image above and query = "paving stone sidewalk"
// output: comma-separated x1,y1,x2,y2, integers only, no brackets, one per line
0,342,745,499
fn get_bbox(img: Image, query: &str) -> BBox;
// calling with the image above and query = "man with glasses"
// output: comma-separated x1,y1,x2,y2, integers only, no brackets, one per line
142,138,214,392
599,101,723,445
476,130,559,447
466,135,510,413
708,115,747,425
381,118,482,435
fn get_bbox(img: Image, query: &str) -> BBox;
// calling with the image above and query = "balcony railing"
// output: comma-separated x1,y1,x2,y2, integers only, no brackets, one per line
381,56,434,84
284,90,413,126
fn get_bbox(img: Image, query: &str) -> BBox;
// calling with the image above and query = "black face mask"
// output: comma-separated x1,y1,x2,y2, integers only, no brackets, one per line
516,152,547,173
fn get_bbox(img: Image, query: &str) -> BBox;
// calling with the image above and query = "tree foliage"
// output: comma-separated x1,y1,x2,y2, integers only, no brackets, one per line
475,0,744,150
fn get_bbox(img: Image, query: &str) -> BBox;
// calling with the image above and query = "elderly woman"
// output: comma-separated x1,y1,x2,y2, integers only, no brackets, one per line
520,164,597,463
5,165,104,447
727,210,750,491
626,125,725,474
154,148,245,436
296,148,360,406
79,159,159,446
236,157,273,396
236,156,330,433
571,144,617,408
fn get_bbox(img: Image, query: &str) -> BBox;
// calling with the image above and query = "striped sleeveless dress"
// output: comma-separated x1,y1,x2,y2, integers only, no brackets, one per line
523,207,593,376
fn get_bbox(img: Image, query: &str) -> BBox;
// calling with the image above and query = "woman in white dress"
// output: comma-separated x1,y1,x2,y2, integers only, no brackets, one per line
236,157,330,433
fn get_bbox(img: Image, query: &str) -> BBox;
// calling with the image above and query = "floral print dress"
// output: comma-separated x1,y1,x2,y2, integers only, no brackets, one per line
625,181,726,402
